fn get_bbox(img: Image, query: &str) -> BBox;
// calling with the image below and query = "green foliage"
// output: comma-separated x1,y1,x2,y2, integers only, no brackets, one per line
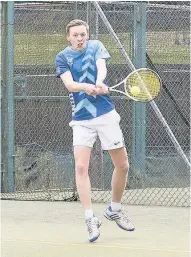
14,32,190,66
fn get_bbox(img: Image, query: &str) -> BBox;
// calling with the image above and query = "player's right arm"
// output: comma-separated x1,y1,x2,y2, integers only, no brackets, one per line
60,71,98,95
55,53,98,95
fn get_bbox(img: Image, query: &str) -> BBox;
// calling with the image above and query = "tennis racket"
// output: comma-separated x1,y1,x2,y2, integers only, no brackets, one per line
108,68,161,102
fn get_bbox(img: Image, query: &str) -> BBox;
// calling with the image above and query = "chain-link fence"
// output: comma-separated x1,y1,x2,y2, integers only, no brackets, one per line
1,1,190,206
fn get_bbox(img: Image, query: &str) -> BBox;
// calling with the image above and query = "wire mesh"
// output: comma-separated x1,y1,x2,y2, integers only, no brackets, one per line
1,1,190,206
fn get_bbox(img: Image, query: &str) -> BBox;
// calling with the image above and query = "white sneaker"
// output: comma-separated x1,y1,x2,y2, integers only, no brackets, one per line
104,206,135,231
86,216,102,242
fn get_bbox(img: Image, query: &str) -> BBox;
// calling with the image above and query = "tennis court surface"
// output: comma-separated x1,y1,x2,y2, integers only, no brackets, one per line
1,200,190,257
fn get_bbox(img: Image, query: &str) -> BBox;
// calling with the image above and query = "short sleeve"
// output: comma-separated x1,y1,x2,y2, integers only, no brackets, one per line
95,41,110,62
55,53,69,78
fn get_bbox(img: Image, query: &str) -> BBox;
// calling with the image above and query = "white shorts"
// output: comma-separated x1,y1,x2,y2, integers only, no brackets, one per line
69,109,125,150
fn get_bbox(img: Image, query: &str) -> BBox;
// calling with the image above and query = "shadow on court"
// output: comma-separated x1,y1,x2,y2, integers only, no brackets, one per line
1,201,190,257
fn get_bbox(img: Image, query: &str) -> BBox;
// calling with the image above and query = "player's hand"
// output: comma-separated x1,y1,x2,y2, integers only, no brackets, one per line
95,80,109,94
84,84,100,95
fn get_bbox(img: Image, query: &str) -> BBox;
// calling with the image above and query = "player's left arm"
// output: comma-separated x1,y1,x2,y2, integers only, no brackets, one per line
96,58,107,85
95,41,111,94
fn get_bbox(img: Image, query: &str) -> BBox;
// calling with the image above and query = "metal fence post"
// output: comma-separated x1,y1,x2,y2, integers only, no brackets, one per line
7,1,15,192
132,2,147,185
1,2,8,192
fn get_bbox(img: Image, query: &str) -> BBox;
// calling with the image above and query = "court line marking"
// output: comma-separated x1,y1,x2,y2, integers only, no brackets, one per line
2,239,189,253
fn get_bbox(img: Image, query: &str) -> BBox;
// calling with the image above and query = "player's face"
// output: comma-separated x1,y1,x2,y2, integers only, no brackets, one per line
67,25,89,51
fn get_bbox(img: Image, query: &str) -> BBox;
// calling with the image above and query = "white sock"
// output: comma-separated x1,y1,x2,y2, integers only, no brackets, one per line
111,201,121,212
85,209,94,219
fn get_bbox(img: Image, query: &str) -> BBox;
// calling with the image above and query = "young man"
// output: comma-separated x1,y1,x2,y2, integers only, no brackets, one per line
55,19,135,242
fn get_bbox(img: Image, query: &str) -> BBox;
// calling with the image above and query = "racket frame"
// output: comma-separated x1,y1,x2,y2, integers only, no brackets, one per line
108,68,162,102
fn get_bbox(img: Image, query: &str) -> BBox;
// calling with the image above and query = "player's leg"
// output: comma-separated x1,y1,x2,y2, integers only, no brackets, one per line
109,146,129,206
74,145,92,211
105,147,134,231
97,110,135,231
72,124,101,242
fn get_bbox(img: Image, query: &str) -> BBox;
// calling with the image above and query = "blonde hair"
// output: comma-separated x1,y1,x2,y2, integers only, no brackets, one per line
66,19,89,35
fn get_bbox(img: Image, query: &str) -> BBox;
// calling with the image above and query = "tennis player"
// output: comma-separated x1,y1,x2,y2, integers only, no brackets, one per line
55,19,135,242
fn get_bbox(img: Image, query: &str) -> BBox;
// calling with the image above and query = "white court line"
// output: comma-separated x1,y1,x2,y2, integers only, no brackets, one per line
2,239,189,253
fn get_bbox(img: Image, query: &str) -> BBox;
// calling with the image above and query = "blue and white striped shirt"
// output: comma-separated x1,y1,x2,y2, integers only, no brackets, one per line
55,40,114,120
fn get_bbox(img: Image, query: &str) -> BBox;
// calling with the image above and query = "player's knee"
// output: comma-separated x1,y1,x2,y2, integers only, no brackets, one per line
75,163,88,177
116,159,129,173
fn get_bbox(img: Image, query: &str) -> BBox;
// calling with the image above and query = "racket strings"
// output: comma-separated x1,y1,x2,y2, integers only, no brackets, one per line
125,70,160,101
